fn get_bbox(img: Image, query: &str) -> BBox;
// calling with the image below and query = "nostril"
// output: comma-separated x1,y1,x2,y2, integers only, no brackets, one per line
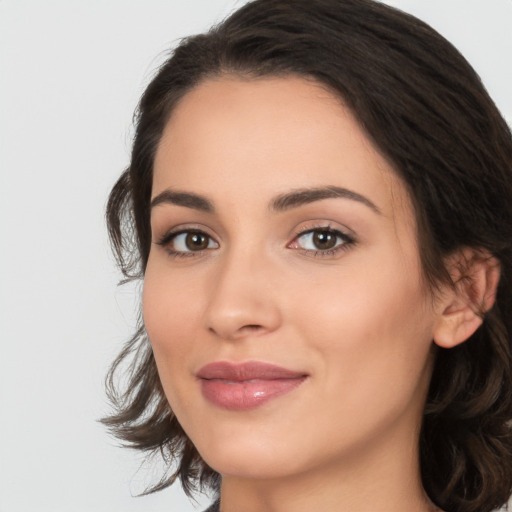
238,324,265,335
208,323,264,339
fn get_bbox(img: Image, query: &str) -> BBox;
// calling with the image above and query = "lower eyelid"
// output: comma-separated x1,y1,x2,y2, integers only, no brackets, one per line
155,226,354,259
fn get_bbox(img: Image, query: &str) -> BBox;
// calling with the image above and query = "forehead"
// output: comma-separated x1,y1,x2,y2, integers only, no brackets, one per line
153,76,414,226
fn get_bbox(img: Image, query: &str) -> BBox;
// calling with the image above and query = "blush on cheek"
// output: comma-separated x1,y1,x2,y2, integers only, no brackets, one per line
143,272,202,368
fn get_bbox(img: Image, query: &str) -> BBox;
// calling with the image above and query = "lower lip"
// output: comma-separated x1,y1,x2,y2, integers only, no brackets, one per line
200,377,306,410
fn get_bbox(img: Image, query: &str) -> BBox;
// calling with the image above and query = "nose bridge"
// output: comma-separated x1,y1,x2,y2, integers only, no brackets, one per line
204,241,281,340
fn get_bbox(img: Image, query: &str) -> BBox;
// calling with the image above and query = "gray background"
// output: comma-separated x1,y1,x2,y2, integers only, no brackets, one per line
1,1,511,511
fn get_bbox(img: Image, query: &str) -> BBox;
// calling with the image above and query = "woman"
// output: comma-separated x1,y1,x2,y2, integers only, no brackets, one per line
103,1,512,511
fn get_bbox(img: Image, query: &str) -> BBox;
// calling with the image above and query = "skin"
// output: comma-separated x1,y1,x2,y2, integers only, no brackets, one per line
144,76,450,512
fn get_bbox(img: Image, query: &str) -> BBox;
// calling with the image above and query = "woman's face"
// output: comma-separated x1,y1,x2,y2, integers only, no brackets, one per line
144,76,443,480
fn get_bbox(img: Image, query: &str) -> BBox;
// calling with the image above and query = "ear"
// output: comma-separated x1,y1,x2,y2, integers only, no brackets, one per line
433,248,500,349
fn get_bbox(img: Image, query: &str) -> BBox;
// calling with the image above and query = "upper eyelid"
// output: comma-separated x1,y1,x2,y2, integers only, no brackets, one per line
153,221,356,247
295,226,344,235
291,226,354,244
291,221,355,239
154,223,219,243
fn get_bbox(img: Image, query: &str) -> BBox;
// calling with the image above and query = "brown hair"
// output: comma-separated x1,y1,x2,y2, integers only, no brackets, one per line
103,1,512,510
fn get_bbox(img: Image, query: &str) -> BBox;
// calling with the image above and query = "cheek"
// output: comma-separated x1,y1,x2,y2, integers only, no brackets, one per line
292,251,426,336
142,262,204,390
289,252,434,405
142,267,216,434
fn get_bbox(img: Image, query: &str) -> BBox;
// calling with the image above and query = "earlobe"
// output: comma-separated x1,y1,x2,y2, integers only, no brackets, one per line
433,249,500,349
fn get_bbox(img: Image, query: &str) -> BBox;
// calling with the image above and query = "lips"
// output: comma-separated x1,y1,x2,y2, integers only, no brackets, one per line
197,361,308,410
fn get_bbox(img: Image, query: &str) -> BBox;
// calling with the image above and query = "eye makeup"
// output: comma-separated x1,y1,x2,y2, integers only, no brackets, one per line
155,227,219,259
288,222,356,259
154,221,356,260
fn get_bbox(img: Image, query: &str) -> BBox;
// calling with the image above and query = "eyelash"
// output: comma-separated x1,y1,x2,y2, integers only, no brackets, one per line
155,225,355,259
156,229,218,259
289,225,355,258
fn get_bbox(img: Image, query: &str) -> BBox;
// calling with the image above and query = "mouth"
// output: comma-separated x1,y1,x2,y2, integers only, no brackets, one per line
196,361,308,410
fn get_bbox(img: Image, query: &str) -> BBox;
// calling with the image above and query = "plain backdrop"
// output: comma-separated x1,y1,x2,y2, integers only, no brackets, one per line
1,1,511,511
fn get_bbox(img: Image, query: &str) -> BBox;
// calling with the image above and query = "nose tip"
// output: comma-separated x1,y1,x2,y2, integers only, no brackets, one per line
206,299,282,341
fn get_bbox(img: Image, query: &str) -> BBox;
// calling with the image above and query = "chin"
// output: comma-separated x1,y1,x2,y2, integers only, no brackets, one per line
191,424,307,479
201,448,303,480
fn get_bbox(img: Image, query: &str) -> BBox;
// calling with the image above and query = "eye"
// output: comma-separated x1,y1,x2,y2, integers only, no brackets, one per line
156,229,219,257
289,227,354,256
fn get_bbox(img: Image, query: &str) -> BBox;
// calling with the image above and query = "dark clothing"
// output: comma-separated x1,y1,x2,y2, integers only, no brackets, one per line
203,499,220,512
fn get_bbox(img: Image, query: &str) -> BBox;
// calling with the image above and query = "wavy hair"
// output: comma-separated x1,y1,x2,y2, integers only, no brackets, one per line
102,1,512,510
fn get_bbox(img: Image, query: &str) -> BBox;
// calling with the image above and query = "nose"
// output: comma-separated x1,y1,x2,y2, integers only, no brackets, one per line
204,250,282,341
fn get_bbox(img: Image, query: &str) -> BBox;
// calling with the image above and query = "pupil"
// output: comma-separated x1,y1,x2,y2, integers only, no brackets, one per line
186,232,208,250
313,231,336,250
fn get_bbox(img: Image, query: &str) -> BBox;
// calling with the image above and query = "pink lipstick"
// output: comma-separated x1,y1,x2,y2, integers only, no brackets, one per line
197,361,307,410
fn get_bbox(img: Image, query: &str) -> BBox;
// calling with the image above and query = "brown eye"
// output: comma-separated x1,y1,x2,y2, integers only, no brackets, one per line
312,231,337,250
290,227,353,256
185,232,210,251
161,230,219,254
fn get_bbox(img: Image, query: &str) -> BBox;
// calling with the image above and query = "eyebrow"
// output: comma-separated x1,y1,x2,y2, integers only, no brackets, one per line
270,186,381,214
150,190,214,212
150,185,381,215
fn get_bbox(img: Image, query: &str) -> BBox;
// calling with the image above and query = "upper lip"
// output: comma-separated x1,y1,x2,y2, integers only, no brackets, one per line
197,361,307,381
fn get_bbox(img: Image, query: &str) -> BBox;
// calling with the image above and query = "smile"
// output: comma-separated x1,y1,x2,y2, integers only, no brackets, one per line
196,361,308,410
